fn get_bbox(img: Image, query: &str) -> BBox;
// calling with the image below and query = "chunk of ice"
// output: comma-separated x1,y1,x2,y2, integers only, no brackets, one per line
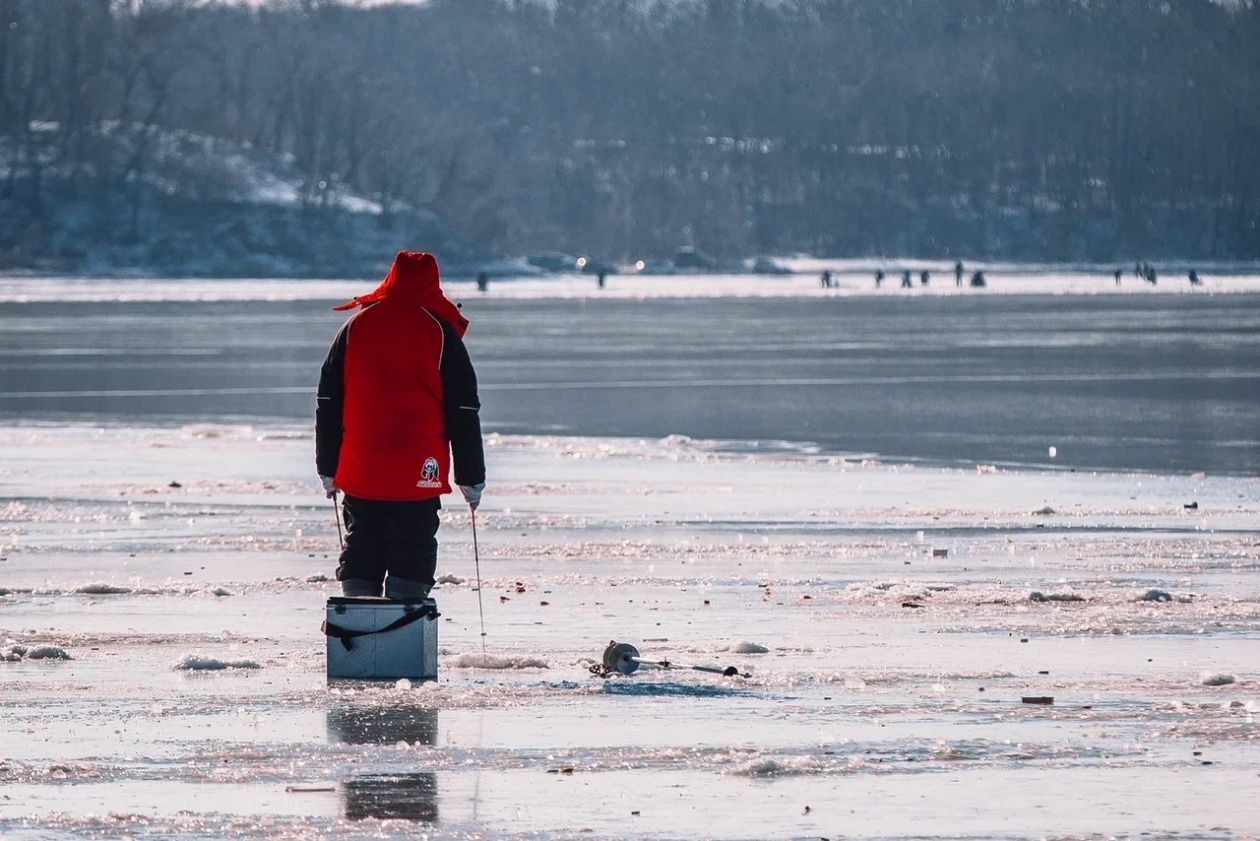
75,583,131,595
172,655,262,671
446,653,549,670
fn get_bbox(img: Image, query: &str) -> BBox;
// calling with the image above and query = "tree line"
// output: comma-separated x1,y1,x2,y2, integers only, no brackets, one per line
2,0,1258,272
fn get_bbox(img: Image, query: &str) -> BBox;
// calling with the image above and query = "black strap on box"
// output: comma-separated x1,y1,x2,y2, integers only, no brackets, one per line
322,605,440,652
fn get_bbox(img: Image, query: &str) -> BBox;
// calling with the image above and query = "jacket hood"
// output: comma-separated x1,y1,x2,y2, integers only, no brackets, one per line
333,251,469,337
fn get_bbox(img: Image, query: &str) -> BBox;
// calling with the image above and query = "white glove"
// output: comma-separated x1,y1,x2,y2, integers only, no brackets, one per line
319,475,338,498
459,482,485,510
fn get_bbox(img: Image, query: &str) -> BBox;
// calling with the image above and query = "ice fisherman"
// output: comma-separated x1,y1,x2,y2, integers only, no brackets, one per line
315,251,486,599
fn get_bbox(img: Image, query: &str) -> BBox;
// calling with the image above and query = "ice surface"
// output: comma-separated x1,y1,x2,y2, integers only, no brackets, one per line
0,423,1257,839
5,286,1257,478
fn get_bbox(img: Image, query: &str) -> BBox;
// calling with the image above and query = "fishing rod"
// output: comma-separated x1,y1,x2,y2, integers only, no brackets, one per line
595,641,750,679
470,505,487,658
332,490,345,551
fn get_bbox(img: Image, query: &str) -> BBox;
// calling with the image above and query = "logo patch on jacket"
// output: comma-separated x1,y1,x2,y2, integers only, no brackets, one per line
417,457,442,488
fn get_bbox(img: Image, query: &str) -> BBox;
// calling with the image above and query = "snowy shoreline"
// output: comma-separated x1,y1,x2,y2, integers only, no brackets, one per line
3,268,1260,303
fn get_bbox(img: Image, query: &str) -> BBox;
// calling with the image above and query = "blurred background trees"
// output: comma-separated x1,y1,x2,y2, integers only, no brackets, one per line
1,0,1257,273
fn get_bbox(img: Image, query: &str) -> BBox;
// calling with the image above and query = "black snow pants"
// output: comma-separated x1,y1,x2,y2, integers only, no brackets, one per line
335,495,441,593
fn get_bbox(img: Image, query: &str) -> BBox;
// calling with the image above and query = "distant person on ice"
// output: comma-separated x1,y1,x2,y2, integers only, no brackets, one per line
316,251,486,599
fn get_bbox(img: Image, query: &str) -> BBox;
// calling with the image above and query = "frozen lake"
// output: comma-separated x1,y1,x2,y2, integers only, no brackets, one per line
1,275,1258,839
1,275,1258,475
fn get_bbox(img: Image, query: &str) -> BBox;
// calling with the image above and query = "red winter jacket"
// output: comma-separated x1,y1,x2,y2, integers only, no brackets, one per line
315,252,485,501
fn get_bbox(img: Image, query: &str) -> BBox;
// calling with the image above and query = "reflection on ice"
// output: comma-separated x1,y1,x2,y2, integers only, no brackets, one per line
329,707,441,822
343,772,439,823
327,705,438,747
